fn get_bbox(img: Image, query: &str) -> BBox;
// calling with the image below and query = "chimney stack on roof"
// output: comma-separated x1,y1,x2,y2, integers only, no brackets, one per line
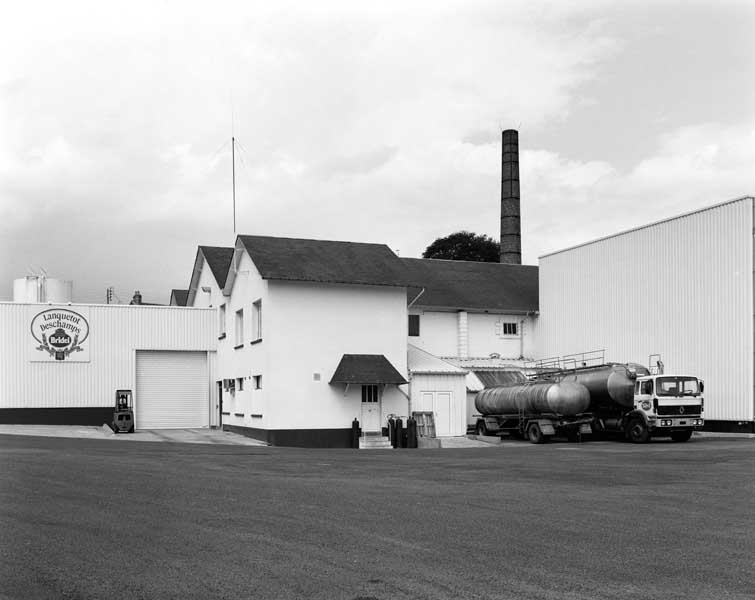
130,290,143,305
500,129,521,264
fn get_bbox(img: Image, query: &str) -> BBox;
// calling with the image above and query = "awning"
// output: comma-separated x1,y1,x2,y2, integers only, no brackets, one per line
330,354,408,385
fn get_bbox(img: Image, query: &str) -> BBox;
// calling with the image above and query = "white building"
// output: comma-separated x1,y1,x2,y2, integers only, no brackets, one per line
537,196,755,433
0,303,216,428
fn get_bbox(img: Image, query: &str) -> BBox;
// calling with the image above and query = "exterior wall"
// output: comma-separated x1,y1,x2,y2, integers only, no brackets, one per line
409,309,537,360
265,281,408,432
0,303,216,421
215,250,270,430
189,257,226,310
538,196,754,424
409,373,467,436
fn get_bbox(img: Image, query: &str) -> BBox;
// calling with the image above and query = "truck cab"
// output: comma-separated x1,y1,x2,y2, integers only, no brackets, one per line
630,375,704,442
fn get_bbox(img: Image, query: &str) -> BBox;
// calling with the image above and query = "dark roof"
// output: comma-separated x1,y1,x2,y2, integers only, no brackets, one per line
239,235,412,287
199,246,234,288
402,258,538,312
473,370,527,388
330,354,408,385
170,289,189,306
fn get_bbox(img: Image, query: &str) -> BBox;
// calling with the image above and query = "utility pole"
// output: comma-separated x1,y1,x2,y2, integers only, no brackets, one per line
232,136,236,234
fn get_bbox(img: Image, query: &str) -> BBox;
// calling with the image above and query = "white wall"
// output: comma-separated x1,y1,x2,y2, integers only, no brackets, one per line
0,303,216,409
538,196,754,422
409,309,537,359
265,281,408,431
409,373,467,436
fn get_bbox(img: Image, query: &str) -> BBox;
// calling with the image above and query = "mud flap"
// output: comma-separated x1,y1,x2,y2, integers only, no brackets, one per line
537,421,556,436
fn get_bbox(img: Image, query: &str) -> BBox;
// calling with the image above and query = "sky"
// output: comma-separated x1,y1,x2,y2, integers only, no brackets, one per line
1,0,753,303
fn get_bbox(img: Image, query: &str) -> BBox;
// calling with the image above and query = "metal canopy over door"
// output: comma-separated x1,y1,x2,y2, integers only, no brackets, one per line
135,351,208,429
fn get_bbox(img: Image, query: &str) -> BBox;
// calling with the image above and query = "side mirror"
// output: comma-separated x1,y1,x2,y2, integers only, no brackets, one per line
699,380,704,393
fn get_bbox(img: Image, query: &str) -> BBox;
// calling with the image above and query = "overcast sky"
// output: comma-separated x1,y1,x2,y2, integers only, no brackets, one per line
1,0,753,303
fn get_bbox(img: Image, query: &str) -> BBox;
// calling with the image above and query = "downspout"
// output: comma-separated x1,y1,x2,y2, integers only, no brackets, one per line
519,318,525,359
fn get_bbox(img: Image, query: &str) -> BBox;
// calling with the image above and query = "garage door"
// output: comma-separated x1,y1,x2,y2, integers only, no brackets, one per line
135,351,208,429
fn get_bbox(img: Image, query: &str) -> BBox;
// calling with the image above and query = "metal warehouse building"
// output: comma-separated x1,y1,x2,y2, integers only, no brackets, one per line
537,196,754,433
0,303,217,428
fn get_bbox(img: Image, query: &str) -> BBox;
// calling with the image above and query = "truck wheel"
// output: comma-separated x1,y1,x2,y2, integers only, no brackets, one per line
670,430,692,442
527,423,545,444
476,421,488,436
626,418,650,444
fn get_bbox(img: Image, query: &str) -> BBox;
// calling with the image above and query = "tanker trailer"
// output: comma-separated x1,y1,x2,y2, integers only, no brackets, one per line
474,381,593,443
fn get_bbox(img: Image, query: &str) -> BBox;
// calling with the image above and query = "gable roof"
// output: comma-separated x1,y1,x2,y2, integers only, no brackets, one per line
237,235,412,287
198,246,234,289
170,289,189,306
330,354,408,385
402,258,538,313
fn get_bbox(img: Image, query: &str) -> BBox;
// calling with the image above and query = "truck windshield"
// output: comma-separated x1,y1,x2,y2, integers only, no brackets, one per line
656,377,701,396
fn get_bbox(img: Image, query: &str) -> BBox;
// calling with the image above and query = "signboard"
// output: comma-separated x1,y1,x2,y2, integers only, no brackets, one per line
29,307,90,362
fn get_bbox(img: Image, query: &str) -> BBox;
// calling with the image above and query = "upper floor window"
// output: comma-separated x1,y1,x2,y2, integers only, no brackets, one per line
235,308,244,348
218,304,226,339
408,314,420,337
251,299,262,342
497,321,518,337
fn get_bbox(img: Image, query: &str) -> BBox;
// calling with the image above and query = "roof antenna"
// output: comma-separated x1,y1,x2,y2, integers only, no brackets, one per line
231,92,236,235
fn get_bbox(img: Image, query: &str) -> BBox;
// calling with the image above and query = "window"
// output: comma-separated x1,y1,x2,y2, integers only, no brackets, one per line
251,299,262,342
408,314,420,337
235,309,244,348
253,375,262,390
502,322,518,336
236,377,244,391
218,304,226,339
361,385,378,403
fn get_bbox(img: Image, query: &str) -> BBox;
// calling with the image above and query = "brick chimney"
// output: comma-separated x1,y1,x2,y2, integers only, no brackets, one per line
500,129,521,264
130,290,143,305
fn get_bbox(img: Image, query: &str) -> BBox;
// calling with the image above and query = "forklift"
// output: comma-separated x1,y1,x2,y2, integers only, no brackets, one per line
112,389,134,433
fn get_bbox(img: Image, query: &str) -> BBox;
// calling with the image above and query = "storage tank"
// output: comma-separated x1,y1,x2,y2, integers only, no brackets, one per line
12,276,73,303
549,363,649,409
475,381,591,417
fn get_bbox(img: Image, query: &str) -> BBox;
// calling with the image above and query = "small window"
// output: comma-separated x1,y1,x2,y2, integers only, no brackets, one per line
408,314,420,337
253,375,262,390
252,299,262,342
361,385,378,403
236,378,244,391
235,308,244,347
502,322,518,336
218,304,226,338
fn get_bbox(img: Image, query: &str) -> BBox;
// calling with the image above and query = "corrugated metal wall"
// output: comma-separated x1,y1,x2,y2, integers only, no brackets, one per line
538,197,754,422
0,303,216,409
410,373,467,436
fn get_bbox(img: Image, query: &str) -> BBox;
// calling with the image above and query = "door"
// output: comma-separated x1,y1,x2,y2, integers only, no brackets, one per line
433,392,452,436
135,350,208,429
217,381,223,427
361,384,381,432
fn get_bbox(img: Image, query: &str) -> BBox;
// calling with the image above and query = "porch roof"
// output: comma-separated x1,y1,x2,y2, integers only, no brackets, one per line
330,354,407,385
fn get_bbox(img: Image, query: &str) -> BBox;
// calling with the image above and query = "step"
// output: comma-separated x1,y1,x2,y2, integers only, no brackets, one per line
359,435,393,449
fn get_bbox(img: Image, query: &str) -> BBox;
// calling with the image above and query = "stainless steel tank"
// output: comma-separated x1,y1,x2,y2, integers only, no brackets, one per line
475,381,590,417
556,364,646,409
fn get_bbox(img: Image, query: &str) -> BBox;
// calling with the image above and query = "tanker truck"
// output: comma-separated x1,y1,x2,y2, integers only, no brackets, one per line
474,380,594,444
534,355,705,443
474,353,704,443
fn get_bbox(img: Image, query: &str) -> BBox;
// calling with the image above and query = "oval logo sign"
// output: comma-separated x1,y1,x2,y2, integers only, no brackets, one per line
30,309,89,361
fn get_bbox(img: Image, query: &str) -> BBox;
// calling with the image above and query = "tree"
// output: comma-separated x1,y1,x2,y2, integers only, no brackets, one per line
422,231,500,262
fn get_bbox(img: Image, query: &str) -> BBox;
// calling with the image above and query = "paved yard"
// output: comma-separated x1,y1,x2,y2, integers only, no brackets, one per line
0,435,752,599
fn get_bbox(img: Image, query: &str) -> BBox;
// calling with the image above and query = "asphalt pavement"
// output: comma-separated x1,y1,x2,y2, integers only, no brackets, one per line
0,434,752,599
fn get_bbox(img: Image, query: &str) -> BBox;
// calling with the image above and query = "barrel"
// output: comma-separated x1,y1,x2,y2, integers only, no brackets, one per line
475,381,590,417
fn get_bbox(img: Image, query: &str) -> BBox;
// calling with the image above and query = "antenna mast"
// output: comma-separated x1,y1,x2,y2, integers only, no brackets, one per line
232,136,236,234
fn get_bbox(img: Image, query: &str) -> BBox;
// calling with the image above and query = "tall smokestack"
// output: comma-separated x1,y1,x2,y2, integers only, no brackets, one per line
500,129,521,264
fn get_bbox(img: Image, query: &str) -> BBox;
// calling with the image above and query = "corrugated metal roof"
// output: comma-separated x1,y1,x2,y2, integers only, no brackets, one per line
408,345,467,375
402,258,538,312
330,354,408,385
239,235,413,287
540,196,754,259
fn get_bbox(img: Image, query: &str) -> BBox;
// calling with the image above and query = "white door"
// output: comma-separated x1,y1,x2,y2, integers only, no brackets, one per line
135,351,208,429
434,392,452,436
361,385,381,432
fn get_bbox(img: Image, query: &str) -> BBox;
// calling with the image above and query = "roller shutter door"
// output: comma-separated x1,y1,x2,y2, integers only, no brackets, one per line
135,351,208,429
